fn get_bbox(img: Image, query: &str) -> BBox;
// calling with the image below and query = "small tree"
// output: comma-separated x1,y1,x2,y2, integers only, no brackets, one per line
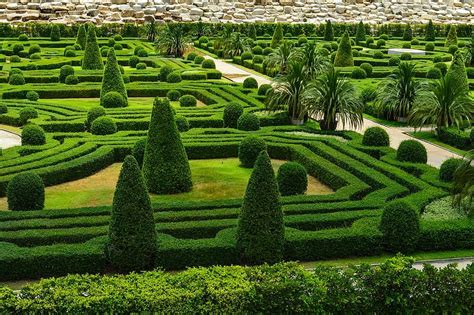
403,24,413,41
106,155,157,273
236,150,284,265
100,48,128,107
355,21,366,44
324,20,334,41
425,20,435,41
334,32,353,67
142,98,192,194
76,24,87,49
271,24,283,48
50,24,61,41
445,25,457,47
82,25,103,70
446,51,469,94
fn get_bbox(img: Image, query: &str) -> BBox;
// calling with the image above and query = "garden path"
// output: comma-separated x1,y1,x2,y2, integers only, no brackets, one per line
0,130,20,149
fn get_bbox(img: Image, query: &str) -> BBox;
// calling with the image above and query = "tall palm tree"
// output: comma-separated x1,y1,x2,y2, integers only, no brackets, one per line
266,40,294,75
453,150,474,211
305,66,363,131
292,41,330,79
145,19,157,42
155,23,190,58
222,32,250,58
376,62,426,121
409,74,474,132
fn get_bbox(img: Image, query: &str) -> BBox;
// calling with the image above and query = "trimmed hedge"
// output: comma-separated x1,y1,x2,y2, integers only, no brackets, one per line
277,162,308,196
223,102,243,128
238,136,267,168
21,124,46,146
7,172,45,211
362,127,390,147
397,140,427,164
90,116,117,135
380,201,419,253
100,48,128,107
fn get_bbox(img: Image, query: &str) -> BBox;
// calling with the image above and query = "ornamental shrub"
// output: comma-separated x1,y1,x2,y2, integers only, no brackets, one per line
9,74,25,85
19,107,38,124
376,39,386,48
263,47,273,55
167,72,182,83
258,84,272,96
175,115,190,132
253,55,264,64
0,104,7,114
237,113,260,131
237,150,284,264
9,68,22,78
159,65,172,81
136,62,146,70
50,24,61,41
362,127,390,146
21,124,46,146
411,39,419,45
28,44,41,55
400,53,411,60
373,51,384,59
12,44,24,55
445,25,457,47
26,91,39,102
351,67,366,79
108,38,116,47
365,37,374,46
82,25,104,70
186,52,197,61
194,56,205,64
76,24,87,49
166,90,181,101
102,91,126,108
7,172,45,211
241,51,253,61
91,116,117,135
201,59,216,69
439,158,463,182
388,56,400,66
106,155,157,273
10,55,20,63
334,32,353,67
380,34,389,40
252,45,263,55
238,136,267,168
402,43,411,49
397,140,427,163
142,97,192,194
18,34,28,41
355,21,366,44
324,20,334,41
85,106,106,130
297,36,308,46
132,138,146,167
137,49,148,57
114,34,122,41
434,62,448,75
432,55,443,63
446,51,468,93
129,55,140,68
64,50,75,57
179,95,197,107
359,63,373,76
100,47,109,57
114,43,123,51
379,201,419,253
198,36,209,44
100,48,128,107
271,24,283,48
223,102,244,128
277,162,308,196
403,24,413,41
243,77,258,89
425,20,435,41
426,67,442,79
425,43,435,51
65,74,79,85
448,45,458,55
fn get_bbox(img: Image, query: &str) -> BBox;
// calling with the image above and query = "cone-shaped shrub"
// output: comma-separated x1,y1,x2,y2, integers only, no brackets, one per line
447,51,469,94
355,21,366,44
76,24,87,49
50,24,61,41
334,32,353,67
7,172,44,211
100,48,128,107
82,25,103,70
106,155,157,273
324,20,334,41
236,150,284,265
271,24,283,48
403,24,413,41
143,98,192,194
249,24,257,40
445,25,457,47
425,20,435,41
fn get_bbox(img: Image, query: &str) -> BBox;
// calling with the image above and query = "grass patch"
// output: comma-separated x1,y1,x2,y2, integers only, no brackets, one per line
363,114,408,127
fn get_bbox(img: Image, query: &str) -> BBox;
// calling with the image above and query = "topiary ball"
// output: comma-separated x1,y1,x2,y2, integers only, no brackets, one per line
186,52,197,61
108,38,116,47
132,138,147,167
167,90,181,101
159,65,173,81
102,91,126,108
91,116,117,135
241,51,253,61
7,172,45,211
362,127,390,147
21,124,46,146
388,56,400,66
397,140,427,163
59,65,74,83
26,91,39,102
65,75,79,85
448,45,458,55
10,55,21,63
9,74,25,85
373,51,384,59
425,43,435,51
379,200,420,253
86,106,106,130
19,107,38,124
434,62,448,75
400,53,412,60
243,77,258,89
426,67,442,79
114,43,123,51
167,72,182,83
237,113,260,131
238,136,267,168
277,162,308,196
137,49,148,57
223,102,244,128
439,158,463,182
201,59,216,69
194,56,205,64
136,62,146,70
351,67,367,79
13,44,24,55
359,63,373,76
65,50,76,57
114,34,122,41
18,34,28,41
129,55,140,68
101,47,110,57
258,84,272,96
179,95,197,107
0,104,8,114
175,115,190,132
28,44,41,55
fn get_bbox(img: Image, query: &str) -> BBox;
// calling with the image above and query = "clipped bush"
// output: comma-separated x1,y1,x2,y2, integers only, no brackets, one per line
10,55,20,63
324,20,334,41
351,67,367,79
237,113,260,131
100,48,128,107
132,138,146,167
448,45,458,55
271,23,283,48
439,158,463,182
388,56,401,66
201,59,216,69
243,77,258,89
9,74,25,85
447,51,469,93
362,127,390,146
136,62,146,70
186,52,197,61
253,55,264,64
114,43,123,51
397,140,427,163
18,34,28,41
129,55,140,68
238,136,267,168
277,162,308,196
223,102,244,128
400,53,412,60
403,24,413,41
19,107,38,124
252,45,263,55
12,44,24,55
426,67,442,79
263,47,273,55
241,52,253,61
108,38,116,47
28,44,41,55
82,25,104,70
194,56,205,64
100,47,109,57
425,43,435,51
86,106,106,130
159,65,173,81
26,91,39,102
334,32,353,67
50,24,61,41
365,37,374,46
425,20,435,41
21,124,46,146
359,63,373,76
0,104,7,114
167,72,182,83
7,172,45,211
75,24,87,49
65,74,79,85
114,34,122,41
258,84,272,96
166,90,181,101
355,21,366,44
64,50,75,57
91,116,117,135
411,39,419,45
376,39,386,48
445,25,457,47
373,51,384,59
402,43,411,49
434,62,448,75
137,49,148,57
102,91,126,109
175,115,190,132
179,95,197,107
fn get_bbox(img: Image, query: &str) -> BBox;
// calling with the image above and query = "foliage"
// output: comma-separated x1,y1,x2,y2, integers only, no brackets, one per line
75,24,87,49
243,77,258,89
7,172,45,211
201,59,215,69
237,112,260,131
238,135,267,168
50,24,60,41
65,74,79,85
166,90,181,101
426,67,442,79
179,95,197,107
453,150,474,208
90,116,117,135
266,40,294,74
402,24,413,41
380,201,419,253
351,68,366,79
159,65,173,81
223,102,243,128
355,21,366,44
100,48,128,107
175,115,190,132
145,19,157,42
156,23,190,58
19,107,38,124
85,106,106,130
359,63,373,76
167,72,182,83
271,24,284,48
425,20,435,41
445,25,457,47
82,25,103,70
102,91,127,109
9,73,25,85
22,124,46,146
132,138,146,167
26,91,39,102
277,161,308,196
446,51,469,94
362,127,390,147
324,20,334,41
396,140,427,163
334,32,353,67
422,196,468,220
439,158,463,182
129,55,140,68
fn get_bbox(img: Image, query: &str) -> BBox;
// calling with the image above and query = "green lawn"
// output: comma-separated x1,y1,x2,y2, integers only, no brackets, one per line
408,131,468,156
363,114,408,127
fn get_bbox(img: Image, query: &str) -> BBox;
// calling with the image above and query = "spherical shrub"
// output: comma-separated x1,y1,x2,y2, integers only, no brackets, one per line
167,72,182,83
397,140,427,163
7,172,45,211
114,43,123,50
243,77,258,89
10,55,21,63
132,138,146,167
26,91,39,102
434,62,448,75
137,49,148,57
129,55,140,68
351,67,367,79
198,36,209,44
432,55,443,63
426,67,442,79
59,65,74,83
252,45,263,55
28,44,41,55
175,115,190,132
380,34,389,40
179,95,197,107
400,53,412,60
9,73,25,85
18,34,28,41
101,47,109,57
19,107,38,124
277,162,308,196
186,52,197,61
241,51,253,61
159,65,172,81
366,37,374,45
362,127,390,146
263,47,273,55
373,51,384,59
411,39,419,45
21,124,46,146
201,59,216,69
65,74,79,85
458,41,466,48
108,38,116,47
102,91,126,108
388,56,401,66
360,63,373,76
237,112,260,131
318,47,330,56
86,106,106,130
425,43,435,51
376,39,386,48
331,42,338,51
194,56,205,64
258,84,272,96
402,43,411,49
30,53,41,60
114,34,122,41
223,102,244,128
74,43,82,50
379,201,419,253
298,36,308,46
0,104,7,114
352,49,360,57
238,136,267,168
439,158,463,182
65,50,76,57
136,62,146,70
13,43,24,55
167,89,181,101
448,45,458,55
252,55,264,64
9,68,22,77
91,116,117,135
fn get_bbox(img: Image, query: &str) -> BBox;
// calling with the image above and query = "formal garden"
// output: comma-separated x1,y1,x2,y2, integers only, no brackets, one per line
0,21,472,312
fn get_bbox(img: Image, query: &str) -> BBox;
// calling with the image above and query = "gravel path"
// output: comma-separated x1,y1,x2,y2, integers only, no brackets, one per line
0,130,21,149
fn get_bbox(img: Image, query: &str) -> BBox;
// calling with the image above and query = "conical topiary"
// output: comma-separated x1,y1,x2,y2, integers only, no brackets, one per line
50,24,61,41
76,24,87,50
82,25,103,70
334,32,353,67
445,25,458,47
403,24,413,41
100,48,128,107
425,20,435,41
106,155,157,273
271,24,283,48
324,20,334,41
447,51,469,94
355,21,366,44
236,150,284,265
142,98,192,194
249,24,257,40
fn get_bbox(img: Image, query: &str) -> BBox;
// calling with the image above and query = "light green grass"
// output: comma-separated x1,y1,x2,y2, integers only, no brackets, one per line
363,114,408,127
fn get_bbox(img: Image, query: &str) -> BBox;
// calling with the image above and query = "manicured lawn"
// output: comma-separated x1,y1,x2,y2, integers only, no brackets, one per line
408,131,468,156
0,158,332,210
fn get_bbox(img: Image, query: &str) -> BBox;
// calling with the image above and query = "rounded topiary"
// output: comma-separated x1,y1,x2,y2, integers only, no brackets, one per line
379,201,419,253
253,55,264,64
243,77,258,89
108,38,116,47
238,135,267,168
411,39,419,45
175,115,190,132
136,62,146,70
425,43,435,51
28,44,41,55
31,53,42,60
26,91,39,102
237,112,260,131
102,91,126,108
159,65,173,81
59,65,74,83
65,50,76,58
21,124,46,146
439,158,463,182
50,24,61,41
114,43,123,51
241,51,253,61
397,140,427,163
114,34,122,41
186,52,197,61
19,107,38,124
91,116,117,135
252,45,263,55
334,32,354,67
434,62,448,75
9,68,22,78
65,75,79,85
101,47,109,57
179,95,197,107
360,63,373,76
167,72,182,83
448,45,458,55
373,51,384,59
426,67,442,79
129,55,140,68
18,34,28,41
263,47,273,55
277,162,308,196
137,49,148,57
10,55,21,63
400,53,412,60
388,56,400,66
201,59,216,69
402,43,411,49
9,74,25,85
223,102,244,128
100,48,128,107
7,172,45,211
194,56,205,64
376,39,386,48
167,90,181,101
86,106,106,130
351,67,367,79
362,127,390,147
0,104,7,114
12,44,24,55
258,84,272,96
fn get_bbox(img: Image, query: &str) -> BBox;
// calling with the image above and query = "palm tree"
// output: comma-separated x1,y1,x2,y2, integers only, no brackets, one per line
409,74,474,132
292,41,330,79
453,150,474,211
155,23,191,58
266,40,294,75
304,66,363,131
376,62,426,121
145,19,157,42
222,32,250,58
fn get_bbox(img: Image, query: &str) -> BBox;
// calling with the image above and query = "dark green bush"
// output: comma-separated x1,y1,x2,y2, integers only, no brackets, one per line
360,63,373,76
238,135,267,168
59,65,74,83
0,104,7,114
380,201,419,253
258,84,272,96
263,47,273,55
114,34,122,41
26,91,39,102
102,92,126,108
13,44,24,55
175,115,190,132
411,39,419,45
7,172,45,211
166,90,181,101
351,68,367,79
425,43,435,51
179,95,197,107
201,59,215,69
324,20,334,41
373,51,384,59
186,52,197,60
397,140,427,163
30,53,41,60
277,162,308,196
113,43,123,51
18,34,28,41
237,113,260,131
223,102,244,128
136,62,146,70
362,127,390,147
19,107,38,124
439,158,463,182
434,62,448,75
86,106,106,130
167,72,182,83
388,56,400,66
252,45,263,55
271,24,283,48
129,56,140,68
137,49,148,57
400,53,412,60
21,124,46,146
241,51,253,61
65,75,79,85
243,77,258,89
194,56,205,64
9,74,25,85
64,50,75,57
100,47,109,57
426,67,442,79
10,55,20,63
75,24,87,49
108,38,115,47
132,138,147,167
334,32,353,67
50,24,61,41
28,44,41,55
425,20,435,41
376,39,386,48
100,48,128,107
91,116,117,135
360,86,377,105
82,25,103,70
448,45,458,55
